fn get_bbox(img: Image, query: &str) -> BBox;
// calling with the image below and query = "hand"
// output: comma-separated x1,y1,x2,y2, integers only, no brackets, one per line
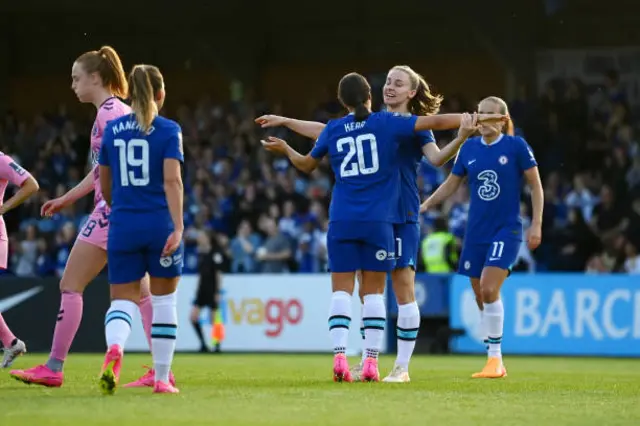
162,230,183,257
260,136,289,155
41,197,68,217
458,112,480,139
255,115,287,128
527,222,542,250
419,199,433,213
477,113,509,124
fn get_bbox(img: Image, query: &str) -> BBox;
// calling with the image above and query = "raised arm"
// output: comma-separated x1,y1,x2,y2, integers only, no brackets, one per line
423,113,479,167
256,115,326,140
261,137,320,174
415,113,505,132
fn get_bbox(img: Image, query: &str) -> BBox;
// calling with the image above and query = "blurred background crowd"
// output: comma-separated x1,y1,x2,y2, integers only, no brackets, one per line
1,68,639,277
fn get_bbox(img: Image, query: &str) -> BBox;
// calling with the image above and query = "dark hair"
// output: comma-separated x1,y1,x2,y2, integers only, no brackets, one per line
76,46,128,99
128,64,164,133
337,72,371,121
390,65,443,115
479,96,514,136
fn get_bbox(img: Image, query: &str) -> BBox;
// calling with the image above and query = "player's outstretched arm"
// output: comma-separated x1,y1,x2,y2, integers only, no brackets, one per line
255,115,326,140
0,176,39,216
414,113,506,132
41,169,94,217
419,174,463,213
261,136,320,174
99,165,112,206
423,113,479,166
524,167,544,250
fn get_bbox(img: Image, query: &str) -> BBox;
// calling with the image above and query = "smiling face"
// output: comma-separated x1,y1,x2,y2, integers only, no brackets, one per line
383,68,416,111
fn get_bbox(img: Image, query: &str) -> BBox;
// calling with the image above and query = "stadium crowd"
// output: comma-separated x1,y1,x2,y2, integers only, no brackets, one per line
0,70,638,276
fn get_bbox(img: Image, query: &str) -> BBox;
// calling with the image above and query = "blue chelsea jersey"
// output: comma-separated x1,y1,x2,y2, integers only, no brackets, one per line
310,112,418,223
397,129,435,223
98,114,184,228
451,134,537,243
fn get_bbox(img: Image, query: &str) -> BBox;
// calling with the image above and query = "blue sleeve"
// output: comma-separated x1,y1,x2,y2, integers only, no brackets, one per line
164,124,184,162
98,123,113,166
310,125,330,159
515,137,537,171
451,148,466,177
416,129,435,147
387,113,418,139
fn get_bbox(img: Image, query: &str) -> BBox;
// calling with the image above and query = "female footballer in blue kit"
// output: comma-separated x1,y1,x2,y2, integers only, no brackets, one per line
261,72,504,382
257,65,476,382
98,64,184,394
420,96,544,378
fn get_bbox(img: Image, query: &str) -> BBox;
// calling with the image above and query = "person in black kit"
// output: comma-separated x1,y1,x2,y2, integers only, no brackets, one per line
190,230,229,352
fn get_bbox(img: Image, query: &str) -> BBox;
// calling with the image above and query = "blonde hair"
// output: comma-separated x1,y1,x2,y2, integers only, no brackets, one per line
76,46,128,98
479,96,514,135
128,65,164,133
390,65,443,115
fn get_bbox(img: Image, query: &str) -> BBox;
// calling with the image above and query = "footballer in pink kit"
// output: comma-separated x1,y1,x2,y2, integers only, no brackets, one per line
11,46,174,388
0,153,39,368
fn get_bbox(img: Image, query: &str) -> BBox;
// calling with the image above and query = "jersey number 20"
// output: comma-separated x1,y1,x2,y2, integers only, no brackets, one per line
337,133,379,178
114,139,150,186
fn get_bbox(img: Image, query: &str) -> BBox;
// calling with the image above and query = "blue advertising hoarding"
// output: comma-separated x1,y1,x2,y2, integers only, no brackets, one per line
386,273,449,317
450,274,640,356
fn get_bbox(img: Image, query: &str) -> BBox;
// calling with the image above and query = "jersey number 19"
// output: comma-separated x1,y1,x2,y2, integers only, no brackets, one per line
337,133,379,178
114,138,150,186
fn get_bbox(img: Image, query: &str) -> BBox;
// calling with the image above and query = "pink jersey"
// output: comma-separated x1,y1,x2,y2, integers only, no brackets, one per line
90,97,131,212
0,153,31,243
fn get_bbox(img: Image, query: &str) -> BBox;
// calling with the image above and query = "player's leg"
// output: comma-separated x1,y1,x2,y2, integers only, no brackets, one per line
138,274,153,350
469,278,488,350
384,223,420,383
326,222,358,382
190,276,212,352
99,248,145,395
147,242,183,394
0,239,26,368
359,222,395,382
351,270,366,379
10,234,106,387
471,238,519,379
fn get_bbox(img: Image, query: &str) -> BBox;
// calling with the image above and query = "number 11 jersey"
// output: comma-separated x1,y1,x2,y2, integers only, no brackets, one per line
98,114,184,229
310,112,418,224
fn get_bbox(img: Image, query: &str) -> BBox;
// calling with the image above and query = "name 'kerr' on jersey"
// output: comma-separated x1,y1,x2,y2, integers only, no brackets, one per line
451,134,537,243
98,114,184,226
310,112,417,223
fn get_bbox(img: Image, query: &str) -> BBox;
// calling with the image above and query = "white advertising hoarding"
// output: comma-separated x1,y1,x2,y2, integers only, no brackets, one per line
126,274,383,355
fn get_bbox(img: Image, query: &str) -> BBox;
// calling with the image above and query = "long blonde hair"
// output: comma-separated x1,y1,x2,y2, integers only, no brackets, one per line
128,65,164,133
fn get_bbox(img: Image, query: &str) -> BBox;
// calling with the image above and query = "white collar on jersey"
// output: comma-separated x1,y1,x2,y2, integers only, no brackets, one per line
481,133,505,146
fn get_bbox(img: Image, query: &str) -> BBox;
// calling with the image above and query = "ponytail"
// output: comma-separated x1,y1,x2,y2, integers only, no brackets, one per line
76,46,128,99
128,65,164,133
504,118,515,136
354,103,370,121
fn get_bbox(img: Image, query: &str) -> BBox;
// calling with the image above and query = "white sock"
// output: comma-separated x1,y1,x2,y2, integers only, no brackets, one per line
480,309,489,350
328,291,351,354
484,299,504,359
151,292,178,383
359,303,367,364
362,294,386,360
105,299,137,349
395,302,420,368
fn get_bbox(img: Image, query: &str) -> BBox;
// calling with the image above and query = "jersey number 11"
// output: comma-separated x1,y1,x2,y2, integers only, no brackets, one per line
114,138,150,186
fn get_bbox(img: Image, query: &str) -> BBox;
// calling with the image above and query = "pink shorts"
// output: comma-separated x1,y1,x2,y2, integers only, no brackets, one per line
0,239,7,269
76,210,109,251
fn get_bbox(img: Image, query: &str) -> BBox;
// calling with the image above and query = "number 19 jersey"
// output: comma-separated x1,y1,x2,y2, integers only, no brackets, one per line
310,112,417,223
99,114,184,284
99,114,184,227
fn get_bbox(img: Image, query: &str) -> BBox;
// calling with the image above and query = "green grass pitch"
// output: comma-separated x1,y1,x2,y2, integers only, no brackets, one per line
1,354,638,425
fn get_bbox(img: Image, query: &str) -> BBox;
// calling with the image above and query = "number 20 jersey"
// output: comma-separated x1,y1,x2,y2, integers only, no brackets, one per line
310,112,418,224
98,114,184,230
451,134,537,244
